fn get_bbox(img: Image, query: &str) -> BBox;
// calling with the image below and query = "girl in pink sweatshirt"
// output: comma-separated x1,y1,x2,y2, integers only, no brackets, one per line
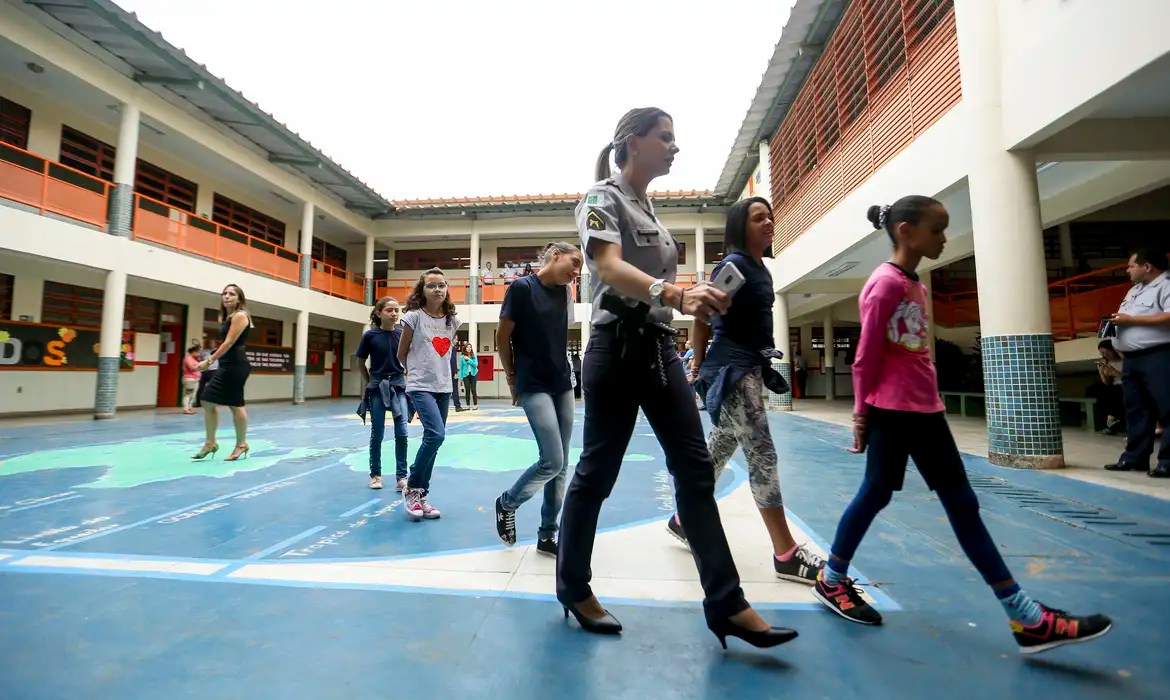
811,195,1111,655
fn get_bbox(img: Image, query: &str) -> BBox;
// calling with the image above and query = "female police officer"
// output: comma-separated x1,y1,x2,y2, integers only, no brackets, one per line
555,107,798,651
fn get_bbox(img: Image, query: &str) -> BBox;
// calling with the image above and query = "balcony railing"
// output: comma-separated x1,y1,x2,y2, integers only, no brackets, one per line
933,263,1135,340
0,142,112,228
133,193,302,285
309,259,367,303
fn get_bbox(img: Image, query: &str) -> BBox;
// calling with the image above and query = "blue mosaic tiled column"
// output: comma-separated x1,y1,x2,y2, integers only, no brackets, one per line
981,334,1064,469
299,257,311,288
765,359,793,412
364,279,374,305
93,357,121,419
293,366,306,404
468,275,480,304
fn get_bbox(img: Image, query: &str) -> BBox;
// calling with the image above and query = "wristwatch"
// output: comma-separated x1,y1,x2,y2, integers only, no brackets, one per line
649,278,667,308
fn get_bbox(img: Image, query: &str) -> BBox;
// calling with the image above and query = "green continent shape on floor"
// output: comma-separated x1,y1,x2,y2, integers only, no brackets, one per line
0,436,325,489
344,433,653,473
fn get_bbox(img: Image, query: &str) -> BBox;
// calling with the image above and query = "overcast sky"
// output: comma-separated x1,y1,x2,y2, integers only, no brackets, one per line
113,0,796,201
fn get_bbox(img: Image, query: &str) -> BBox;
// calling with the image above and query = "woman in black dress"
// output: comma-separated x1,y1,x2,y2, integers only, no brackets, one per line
193,284,253,461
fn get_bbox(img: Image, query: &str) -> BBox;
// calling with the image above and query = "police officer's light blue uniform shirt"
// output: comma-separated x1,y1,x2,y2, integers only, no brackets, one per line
575,170,680,326
1115,272,1170,353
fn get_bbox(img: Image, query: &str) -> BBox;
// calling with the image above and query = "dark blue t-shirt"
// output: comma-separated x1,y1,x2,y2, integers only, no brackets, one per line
710,252,773,350
500,274,571,394
355,326,405,388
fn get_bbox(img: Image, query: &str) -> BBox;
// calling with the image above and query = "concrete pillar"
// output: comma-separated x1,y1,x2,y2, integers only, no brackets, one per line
1058,222,1075,274
94,269,127,418
757,141,772,203
363,236,375,305
293,309,309,404
109,104,139,237
299,202,314,289
770,291,793,411
823,308,835,400
694,221,705,282
469,219,480,304
956,0,1063,469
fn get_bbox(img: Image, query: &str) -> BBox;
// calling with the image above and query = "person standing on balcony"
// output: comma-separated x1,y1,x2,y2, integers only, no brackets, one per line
555,106,796,650
1104,250,1170,477
193,284,253,462
493,241,582,554
664,197,824,586
812,196,1111,654
481,262,495,286
356,296,409,492
398,268,461,521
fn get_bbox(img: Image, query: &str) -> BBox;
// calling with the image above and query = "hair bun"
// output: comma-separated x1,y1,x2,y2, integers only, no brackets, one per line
866,205,883,229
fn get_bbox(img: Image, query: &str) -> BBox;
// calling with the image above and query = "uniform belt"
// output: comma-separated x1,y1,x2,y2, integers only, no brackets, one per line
599,294,677,387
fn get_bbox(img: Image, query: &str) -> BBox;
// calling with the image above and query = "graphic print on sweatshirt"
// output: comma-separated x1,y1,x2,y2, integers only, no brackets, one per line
888,291,929,353
401,309,461,393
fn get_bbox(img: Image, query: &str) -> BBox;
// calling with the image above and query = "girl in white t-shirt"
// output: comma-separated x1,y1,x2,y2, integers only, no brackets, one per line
398,267,462,522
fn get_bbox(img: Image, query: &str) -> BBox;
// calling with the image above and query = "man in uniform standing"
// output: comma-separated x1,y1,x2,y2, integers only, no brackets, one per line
1104,250,1170,477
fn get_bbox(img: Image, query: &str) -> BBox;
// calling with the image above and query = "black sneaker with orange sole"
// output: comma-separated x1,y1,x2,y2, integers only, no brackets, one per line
1011,603,1112,654
812,571,883,625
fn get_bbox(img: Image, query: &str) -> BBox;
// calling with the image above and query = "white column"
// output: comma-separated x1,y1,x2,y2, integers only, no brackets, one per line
109,104,140,237
1058,222,1074,273
293,309,309,404
757,140,772,203
823,308,835,400
299,202,314,288
363,236,375,304
469,219,481,303
94,268,127,418
694,221,705,282
772,292,792,411
956,0,1063,469
468,320,479,355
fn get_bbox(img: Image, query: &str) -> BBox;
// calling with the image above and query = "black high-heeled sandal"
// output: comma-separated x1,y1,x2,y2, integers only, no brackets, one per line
560,599,622,635
708,618,798,650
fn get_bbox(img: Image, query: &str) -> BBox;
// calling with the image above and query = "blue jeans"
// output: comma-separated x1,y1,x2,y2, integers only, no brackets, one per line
368,387,408,479
406,391,450,492
501,390,574,539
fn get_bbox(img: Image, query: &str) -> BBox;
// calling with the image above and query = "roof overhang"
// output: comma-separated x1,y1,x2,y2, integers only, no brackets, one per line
385,192,724,219
21,0,396,217
712,0,848,199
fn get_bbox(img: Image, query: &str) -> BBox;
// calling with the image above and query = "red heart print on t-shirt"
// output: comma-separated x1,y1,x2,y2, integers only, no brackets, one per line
431,336,451,357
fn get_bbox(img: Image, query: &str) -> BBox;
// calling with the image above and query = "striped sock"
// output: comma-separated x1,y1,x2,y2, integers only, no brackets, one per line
822,557,848,586
998,587,1044,627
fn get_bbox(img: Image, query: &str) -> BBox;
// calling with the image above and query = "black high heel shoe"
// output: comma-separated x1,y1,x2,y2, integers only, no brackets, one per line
561,600,622,635
708,618,798,650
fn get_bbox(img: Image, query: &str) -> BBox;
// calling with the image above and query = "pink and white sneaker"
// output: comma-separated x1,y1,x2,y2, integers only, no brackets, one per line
404,488,424,522
420,494,441,520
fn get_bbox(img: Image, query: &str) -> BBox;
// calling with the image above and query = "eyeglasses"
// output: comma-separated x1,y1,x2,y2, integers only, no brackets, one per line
424,282,448,291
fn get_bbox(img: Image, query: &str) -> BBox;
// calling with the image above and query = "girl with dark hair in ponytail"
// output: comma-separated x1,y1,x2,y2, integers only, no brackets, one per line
556,107,797,651
813,195,1111,654
356,296,409,491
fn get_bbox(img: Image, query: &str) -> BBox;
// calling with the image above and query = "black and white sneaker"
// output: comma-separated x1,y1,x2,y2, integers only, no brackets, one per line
495,495,516,546
774,544,826,584
536,537,557,557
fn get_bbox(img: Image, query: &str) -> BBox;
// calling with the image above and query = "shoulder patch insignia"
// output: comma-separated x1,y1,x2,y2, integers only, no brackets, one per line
586,209,606,231
585,193,603,206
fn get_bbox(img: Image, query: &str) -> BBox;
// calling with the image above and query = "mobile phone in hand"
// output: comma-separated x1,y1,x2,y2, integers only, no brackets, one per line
712,262,746,296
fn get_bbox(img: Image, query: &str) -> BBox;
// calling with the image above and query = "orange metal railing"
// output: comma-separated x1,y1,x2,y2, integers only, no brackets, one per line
133,193,302,285
309,259,366,303
0,141,112,228
932,263,1135,340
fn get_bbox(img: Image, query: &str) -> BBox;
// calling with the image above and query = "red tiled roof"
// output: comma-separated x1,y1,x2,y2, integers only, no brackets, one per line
393,190,716,209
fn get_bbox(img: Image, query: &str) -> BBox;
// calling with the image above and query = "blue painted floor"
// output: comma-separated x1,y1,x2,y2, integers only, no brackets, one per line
0,400,1165,699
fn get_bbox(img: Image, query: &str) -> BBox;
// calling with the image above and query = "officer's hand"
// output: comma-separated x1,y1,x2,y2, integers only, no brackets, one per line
1110,313,1136,326
680,283,730,323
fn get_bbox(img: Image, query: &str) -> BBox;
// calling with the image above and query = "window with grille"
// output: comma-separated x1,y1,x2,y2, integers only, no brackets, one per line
212,193,287,247
704,242,726,266
250,316,283,347
311,238,348,270
0,96,32,149
59,126,198,212
0,273,13,320
394,248,472,271
41,281,162,331
124,295,161,333
308,325,343,353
